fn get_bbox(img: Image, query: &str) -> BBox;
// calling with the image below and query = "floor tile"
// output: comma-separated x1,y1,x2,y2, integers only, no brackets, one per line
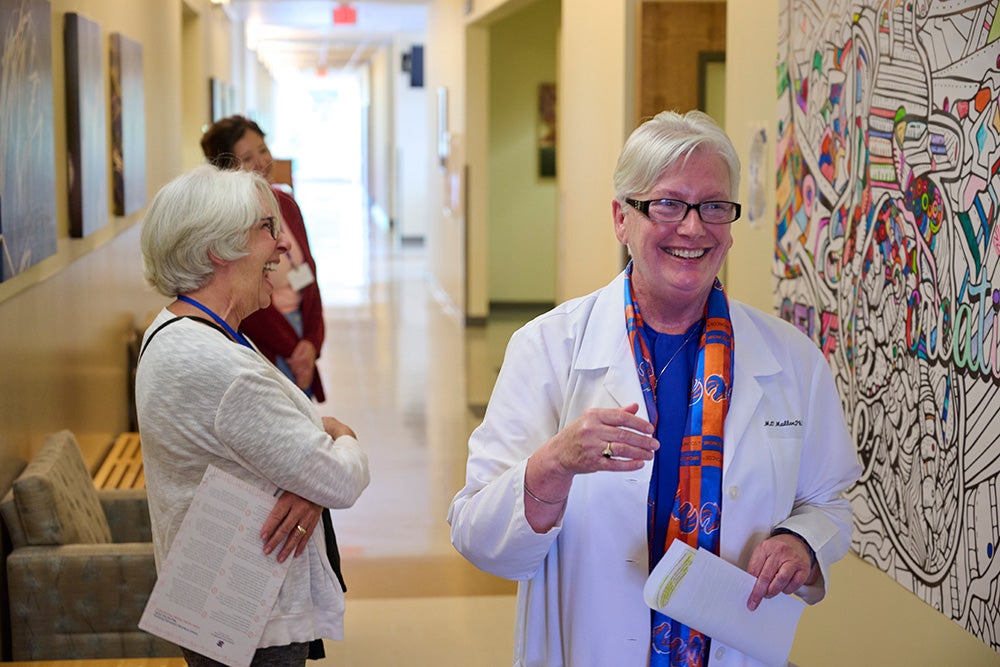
294,179,520,662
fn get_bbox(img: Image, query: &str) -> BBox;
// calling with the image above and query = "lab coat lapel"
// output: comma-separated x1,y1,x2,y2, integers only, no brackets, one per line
571,278,785,441
574,273,649,421
605,337,647,419
722,303,780,476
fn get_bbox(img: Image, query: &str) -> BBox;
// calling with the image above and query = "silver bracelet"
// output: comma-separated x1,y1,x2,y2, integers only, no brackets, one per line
523,484,567,505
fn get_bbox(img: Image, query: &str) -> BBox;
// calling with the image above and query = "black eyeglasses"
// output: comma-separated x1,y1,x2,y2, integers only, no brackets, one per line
625,198,742,225
260,216,279,240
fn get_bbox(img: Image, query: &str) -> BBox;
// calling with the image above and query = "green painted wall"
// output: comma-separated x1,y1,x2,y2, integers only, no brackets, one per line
487,0,560,305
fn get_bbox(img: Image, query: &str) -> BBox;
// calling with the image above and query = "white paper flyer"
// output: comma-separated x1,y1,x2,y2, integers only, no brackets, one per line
139,465,291,667
643,540,806,666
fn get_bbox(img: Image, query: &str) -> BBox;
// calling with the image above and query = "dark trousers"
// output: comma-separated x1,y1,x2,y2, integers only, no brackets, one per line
182,642,310,667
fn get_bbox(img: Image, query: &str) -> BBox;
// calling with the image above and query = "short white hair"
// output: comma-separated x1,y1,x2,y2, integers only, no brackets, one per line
141,165,278,296
613,110,741,201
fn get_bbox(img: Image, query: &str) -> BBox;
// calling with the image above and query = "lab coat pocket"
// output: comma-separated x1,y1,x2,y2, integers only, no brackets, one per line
766,434,804,523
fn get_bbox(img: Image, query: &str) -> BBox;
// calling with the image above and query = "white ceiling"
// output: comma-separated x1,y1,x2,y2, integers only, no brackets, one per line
224,0,428,72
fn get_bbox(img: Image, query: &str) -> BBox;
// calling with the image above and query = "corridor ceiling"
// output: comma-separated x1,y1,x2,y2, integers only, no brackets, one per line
223,0,428,73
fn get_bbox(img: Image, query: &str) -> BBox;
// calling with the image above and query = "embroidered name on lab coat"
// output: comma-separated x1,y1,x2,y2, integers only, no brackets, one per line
763,419,803,428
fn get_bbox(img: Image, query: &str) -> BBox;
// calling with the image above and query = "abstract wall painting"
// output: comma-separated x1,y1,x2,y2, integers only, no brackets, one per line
0,0,57,282
777,0,1000,651
537,82,556,179
64,12,107,237
110,31,145,217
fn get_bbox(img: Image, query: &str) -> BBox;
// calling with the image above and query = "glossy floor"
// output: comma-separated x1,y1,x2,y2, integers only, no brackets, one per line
295,179,522,665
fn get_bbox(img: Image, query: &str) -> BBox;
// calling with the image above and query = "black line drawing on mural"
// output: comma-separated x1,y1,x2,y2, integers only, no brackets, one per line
777,0,1000,651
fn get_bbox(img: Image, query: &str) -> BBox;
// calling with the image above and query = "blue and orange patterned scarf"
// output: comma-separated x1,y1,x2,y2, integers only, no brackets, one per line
624,262,734,667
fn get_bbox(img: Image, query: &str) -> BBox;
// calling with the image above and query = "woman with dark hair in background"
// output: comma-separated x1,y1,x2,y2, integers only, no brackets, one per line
201,115,326,402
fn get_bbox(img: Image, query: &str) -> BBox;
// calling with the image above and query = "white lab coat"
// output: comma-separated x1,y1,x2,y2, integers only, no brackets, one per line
448,272,861,667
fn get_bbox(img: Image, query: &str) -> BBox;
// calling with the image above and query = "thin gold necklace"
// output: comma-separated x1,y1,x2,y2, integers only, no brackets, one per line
654,323,702,386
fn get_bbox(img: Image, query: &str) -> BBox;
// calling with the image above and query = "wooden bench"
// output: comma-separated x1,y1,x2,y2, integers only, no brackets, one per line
93,432,145,489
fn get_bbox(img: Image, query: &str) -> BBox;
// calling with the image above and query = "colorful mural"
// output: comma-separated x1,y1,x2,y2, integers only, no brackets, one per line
777,0,1000,650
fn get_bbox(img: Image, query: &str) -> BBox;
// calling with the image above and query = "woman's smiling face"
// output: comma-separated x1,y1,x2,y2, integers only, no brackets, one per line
230,203,289,321
613,148,734,332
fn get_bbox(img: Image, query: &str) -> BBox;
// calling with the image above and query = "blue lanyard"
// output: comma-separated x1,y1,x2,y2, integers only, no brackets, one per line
176,295,253,349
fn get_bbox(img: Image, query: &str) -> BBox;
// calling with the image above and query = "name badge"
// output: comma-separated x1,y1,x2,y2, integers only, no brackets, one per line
287,263,315,292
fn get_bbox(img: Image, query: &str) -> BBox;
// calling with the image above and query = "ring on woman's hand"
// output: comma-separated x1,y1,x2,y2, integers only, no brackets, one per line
295,524,307,536
602,442,614,458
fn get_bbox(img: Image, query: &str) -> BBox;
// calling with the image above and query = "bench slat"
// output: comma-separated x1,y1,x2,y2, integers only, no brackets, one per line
93,432,145,490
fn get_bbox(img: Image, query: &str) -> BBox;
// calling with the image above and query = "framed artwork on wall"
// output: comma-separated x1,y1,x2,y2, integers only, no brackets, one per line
65,12,108,237
0,0,57,282
110,31,146,217
537,82,556,179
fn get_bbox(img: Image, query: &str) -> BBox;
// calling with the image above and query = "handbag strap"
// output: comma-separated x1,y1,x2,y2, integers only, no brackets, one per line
137,315,229,362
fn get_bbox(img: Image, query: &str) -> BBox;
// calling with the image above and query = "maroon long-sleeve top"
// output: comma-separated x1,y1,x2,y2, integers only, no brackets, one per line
240,188,326,402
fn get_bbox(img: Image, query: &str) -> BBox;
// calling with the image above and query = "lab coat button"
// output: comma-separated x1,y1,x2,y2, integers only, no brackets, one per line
727,485,739,500
714,646,726,660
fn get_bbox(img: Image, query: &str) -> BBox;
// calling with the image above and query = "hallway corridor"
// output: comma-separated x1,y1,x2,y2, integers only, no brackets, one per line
292,179,520,665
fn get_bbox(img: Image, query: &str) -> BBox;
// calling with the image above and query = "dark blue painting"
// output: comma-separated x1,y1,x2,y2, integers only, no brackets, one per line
0,0,57,282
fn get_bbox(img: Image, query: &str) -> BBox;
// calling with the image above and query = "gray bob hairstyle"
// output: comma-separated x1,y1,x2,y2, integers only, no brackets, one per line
613,110,741,201
141,165,279,297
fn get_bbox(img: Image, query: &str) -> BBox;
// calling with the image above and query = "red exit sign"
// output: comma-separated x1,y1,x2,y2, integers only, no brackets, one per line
333,4,357,25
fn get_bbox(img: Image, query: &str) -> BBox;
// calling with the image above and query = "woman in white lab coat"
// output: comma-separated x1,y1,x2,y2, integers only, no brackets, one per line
448,110,861,667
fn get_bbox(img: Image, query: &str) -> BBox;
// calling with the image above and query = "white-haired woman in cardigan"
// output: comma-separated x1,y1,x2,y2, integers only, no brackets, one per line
136,165,369,667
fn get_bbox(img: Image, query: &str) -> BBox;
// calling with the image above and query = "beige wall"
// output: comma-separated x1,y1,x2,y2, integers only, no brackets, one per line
555,0,635,301
181,2,207,170
723,0,775,312
446,0,636,319
426,0,468,314
0,0,251,469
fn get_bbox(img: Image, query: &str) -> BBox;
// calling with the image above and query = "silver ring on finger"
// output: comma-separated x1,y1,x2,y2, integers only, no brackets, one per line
602,442,614,458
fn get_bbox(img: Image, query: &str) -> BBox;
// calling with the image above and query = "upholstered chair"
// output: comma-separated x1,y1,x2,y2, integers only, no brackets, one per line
0,430,180,660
